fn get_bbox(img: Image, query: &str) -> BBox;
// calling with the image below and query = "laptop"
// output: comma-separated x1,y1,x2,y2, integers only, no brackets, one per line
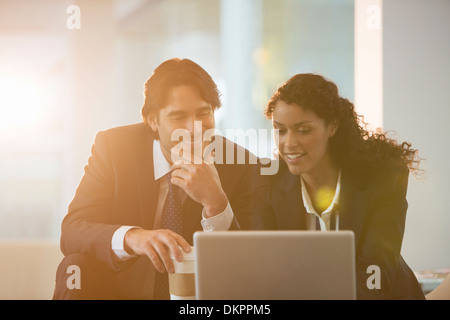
194,230,356,300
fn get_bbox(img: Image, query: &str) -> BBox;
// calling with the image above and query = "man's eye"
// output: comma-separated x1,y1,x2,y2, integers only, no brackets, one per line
196,112,211,118
169,115,186,121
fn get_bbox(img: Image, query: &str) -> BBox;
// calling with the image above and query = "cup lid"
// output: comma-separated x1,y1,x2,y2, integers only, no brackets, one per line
171,246,195,260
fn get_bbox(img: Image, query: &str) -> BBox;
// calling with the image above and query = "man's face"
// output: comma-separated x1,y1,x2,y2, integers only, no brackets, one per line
148,85,215,164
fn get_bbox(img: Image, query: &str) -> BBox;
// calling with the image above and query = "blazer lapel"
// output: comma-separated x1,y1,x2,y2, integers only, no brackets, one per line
272,167,307,230
182,197,203,244
339,169,368,247
136,133,159,229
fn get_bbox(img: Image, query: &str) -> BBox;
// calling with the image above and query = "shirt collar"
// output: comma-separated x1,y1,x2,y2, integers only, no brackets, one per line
153,140,172,180
300,170,341,215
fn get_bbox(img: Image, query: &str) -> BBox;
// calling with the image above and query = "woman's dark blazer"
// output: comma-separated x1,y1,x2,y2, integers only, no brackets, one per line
253,160,425,300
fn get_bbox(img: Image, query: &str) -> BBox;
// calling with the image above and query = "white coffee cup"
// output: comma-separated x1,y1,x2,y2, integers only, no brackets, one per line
169,246,195,300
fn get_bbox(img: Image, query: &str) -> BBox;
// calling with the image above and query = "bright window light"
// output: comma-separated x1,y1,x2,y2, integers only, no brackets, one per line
0,75,42,130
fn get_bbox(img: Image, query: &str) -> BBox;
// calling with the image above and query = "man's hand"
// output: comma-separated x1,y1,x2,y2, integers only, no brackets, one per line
124,228,191,273
170,155,228,218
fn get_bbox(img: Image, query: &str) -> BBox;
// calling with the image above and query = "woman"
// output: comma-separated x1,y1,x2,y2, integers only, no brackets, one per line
254,73,424,300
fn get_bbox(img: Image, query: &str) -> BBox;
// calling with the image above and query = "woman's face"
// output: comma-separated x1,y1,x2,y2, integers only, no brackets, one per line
272,100,337,176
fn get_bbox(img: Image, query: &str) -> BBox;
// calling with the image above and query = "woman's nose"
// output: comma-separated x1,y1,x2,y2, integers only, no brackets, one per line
284,130,298,148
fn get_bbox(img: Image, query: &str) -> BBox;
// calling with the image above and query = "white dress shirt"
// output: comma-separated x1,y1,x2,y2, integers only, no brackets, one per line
111,140,234,260
301,170,341,231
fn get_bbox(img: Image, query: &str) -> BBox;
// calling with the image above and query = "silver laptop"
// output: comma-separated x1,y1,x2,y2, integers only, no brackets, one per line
194,230,356,300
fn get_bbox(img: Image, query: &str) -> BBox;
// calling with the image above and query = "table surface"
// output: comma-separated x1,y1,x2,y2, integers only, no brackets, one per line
414,269,449,294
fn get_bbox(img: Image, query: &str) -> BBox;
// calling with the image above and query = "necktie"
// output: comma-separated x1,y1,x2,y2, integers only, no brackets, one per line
154,172,183,299
160,171,183,234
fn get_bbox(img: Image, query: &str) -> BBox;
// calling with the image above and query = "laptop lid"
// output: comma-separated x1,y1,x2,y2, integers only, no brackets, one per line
194,230,356,300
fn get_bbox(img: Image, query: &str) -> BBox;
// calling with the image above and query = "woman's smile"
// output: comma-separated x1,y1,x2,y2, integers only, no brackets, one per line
283,152,307,163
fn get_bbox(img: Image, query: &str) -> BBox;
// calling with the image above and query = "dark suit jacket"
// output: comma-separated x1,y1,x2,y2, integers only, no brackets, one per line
253,159,425,300
60,123,254,299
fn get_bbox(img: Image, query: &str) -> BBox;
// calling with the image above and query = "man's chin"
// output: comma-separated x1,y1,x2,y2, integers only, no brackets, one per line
169,143,209,164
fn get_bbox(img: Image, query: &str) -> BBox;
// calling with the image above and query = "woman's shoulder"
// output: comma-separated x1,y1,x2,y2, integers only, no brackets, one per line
345,156,408,179
345,158,410,199
368,158,409,182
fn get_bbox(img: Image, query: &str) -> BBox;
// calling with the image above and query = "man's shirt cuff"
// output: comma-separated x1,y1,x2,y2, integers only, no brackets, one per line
111,225,140,260
201,202,234,231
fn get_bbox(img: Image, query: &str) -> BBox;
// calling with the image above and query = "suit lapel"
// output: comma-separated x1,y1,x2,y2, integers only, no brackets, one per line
136,132,159,229
339,169,368,247
272,166,307,230
182,197,203,244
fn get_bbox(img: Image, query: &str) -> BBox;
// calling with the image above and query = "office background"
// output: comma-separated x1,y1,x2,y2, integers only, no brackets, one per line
0,0,449,273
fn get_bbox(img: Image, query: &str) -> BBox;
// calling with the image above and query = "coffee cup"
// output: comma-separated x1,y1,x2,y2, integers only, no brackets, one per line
169,246,196,300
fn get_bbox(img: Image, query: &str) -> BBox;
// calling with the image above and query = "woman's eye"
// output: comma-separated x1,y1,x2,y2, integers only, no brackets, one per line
298,129,311,134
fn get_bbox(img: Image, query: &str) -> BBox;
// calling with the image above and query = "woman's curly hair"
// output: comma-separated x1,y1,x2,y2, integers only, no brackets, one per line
264,73,421,175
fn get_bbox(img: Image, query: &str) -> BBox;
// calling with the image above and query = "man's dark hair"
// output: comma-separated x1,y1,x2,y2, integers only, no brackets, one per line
141,58,221,124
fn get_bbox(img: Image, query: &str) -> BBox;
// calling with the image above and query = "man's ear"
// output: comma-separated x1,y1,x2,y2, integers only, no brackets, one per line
147,112,159,133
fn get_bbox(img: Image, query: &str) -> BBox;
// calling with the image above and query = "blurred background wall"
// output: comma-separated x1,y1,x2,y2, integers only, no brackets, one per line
382,0,450,271
0,0,448,272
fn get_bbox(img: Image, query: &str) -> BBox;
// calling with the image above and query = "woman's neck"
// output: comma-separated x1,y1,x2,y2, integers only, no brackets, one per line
301,157,339,214
301,157,339,194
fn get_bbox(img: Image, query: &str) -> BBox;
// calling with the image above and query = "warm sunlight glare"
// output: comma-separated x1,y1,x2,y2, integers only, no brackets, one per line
0,75,42,130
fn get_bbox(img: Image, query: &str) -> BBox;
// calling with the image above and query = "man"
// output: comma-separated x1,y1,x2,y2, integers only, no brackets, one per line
53,58,254,299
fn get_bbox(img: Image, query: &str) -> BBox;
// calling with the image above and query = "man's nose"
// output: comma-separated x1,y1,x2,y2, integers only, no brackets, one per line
184,118,203,140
